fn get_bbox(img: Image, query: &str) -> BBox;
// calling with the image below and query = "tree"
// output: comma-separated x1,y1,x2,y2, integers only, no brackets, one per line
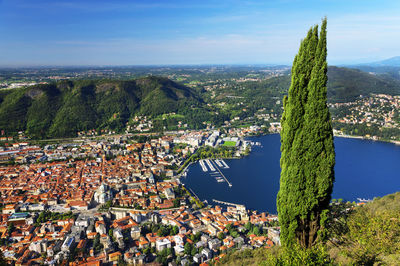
277,18,335,248
218,232,225,241
252,226,260,236
93,233,102,253
245,221,252,231
171,225,179,235
7,223,14,233
108,228,114,241
184,242,192,255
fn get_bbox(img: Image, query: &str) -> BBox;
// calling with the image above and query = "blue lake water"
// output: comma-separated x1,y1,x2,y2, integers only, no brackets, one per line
182,134,400,213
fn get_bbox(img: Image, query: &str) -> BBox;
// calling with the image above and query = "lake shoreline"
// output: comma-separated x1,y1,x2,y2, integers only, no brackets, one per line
252,132,400,145
183,135,400,214
334,133,400,145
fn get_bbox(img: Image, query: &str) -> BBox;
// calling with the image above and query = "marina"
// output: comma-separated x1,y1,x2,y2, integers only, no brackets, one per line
210,159,232,187
199,160,208,172
205,159,216,171
185,135,400,213
215,159,224,168
250,141,262,146
220,159,229,169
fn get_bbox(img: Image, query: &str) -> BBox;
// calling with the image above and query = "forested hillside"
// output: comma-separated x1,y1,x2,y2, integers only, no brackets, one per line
205,66,400,109
327,66,400,102
0,76,202,138
1,66,400,139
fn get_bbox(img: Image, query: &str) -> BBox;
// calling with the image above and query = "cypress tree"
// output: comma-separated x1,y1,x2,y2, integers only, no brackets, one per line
277,18,335,248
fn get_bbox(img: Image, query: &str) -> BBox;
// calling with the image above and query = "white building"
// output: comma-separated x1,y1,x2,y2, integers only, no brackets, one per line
156,238,171,251
93,183,112,204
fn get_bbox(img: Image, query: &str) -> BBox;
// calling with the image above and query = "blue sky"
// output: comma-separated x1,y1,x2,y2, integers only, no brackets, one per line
1,0,400,66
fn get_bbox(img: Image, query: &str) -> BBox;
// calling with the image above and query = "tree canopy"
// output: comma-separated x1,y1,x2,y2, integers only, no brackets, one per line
277,18,335,248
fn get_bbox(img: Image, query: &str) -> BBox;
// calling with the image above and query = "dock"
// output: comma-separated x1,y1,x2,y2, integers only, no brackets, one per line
210,160,232,187
199,160,208,172
212,199,245,209
205,159,216,171
188,187,201,201
220,159,229,169
215,159,224,168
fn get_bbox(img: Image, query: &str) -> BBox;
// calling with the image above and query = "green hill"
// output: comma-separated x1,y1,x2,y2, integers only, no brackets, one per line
211,66,400,107
327,66,400,102
1,67,400,139
0,76,201,138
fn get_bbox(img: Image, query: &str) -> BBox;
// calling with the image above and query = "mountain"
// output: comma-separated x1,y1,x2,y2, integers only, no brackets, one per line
0,76,201,138
234,66,400,104
366,56,400,67
1,67,400,139
344,56,400,81
326,66,400,102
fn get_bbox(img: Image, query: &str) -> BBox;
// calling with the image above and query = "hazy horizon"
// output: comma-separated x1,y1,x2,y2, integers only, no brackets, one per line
1,0,400,66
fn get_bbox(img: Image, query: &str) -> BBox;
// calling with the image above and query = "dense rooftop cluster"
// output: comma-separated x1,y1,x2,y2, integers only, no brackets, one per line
330,94,400,141
0,129,279,265
330,94,400,127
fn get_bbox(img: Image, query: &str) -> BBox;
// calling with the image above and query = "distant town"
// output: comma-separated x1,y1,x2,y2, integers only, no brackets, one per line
330,94,400,143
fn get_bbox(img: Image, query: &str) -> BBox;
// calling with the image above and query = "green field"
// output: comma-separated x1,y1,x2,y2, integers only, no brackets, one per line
159,113,185,119
223,141,236,147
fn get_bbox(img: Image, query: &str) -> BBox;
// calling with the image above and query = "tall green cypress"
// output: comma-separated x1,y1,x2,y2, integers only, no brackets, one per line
277,18,335,248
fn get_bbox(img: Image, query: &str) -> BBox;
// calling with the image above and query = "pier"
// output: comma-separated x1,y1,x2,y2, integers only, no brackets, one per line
188,187,201,201
205,159,216,171
210,160,232,187
220,159,229,169
215,159,224,168
212,199,245,210
199,160,208,172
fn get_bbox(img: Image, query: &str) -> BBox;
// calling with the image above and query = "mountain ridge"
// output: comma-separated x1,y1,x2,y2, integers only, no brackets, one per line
0,76,201,138
361,56,400,67
1,66,400,139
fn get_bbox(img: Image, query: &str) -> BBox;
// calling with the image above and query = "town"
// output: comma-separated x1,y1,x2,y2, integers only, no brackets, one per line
0,128,279,265
329,94,400,142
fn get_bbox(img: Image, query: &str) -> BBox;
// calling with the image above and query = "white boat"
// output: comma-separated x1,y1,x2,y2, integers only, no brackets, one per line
357,198,372,202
